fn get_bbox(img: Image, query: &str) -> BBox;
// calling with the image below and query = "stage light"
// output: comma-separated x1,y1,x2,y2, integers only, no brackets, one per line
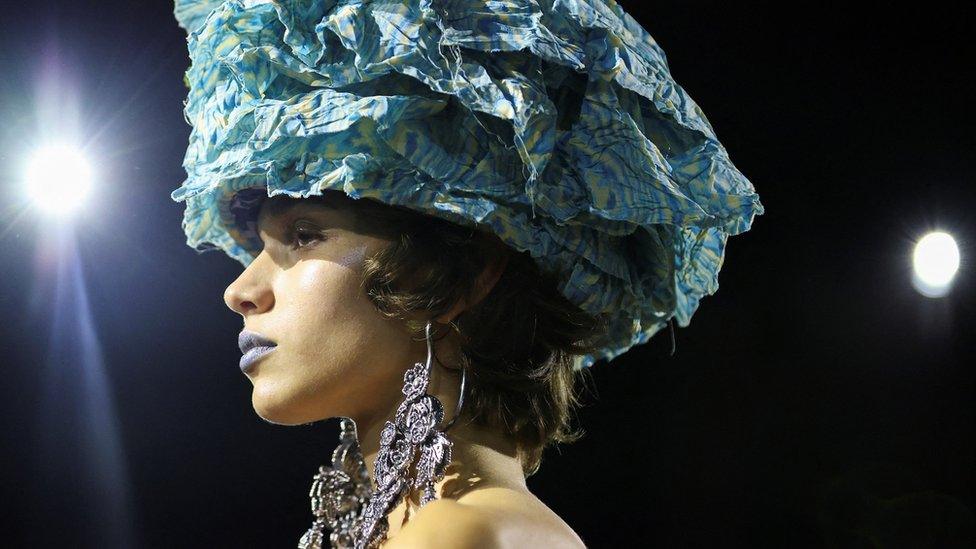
912,231,960,298
25,144,94,217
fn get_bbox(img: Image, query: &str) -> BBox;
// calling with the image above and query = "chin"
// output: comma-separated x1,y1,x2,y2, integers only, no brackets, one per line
250,382,323,426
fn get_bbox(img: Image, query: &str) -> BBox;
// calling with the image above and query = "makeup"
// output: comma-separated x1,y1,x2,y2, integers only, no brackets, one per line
337,243,367,268
240,345,276,373
238,330,278,373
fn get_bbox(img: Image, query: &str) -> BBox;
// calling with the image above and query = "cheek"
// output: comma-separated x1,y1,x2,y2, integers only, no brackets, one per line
282,257,390,367
286,260,363,329
266,262,371,404
296,261,342,302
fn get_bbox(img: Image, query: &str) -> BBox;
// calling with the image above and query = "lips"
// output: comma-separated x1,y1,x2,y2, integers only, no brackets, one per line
239,330,277,354
238,330,278,373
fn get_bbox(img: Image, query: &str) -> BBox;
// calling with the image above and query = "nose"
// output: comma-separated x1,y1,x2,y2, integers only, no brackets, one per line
223,252,274,316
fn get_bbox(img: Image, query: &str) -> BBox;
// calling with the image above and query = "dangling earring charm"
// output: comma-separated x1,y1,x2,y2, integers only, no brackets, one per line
298,320,467,549
356,320,466,548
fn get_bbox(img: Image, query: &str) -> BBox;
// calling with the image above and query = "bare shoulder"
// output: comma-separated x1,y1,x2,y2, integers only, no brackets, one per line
384,488,586,549
383,499,496,549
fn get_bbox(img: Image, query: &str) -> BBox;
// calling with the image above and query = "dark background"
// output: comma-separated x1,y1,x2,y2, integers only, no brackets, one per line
1,1,973,547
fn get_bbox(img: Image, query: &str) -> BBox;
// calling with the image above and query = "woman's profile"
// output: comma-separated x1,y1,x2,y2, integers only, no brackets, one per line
170,1,763,547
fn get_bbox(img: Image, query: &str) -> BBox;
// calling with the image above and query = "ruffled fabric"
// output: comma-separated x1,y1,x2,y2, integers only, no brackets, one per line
171,0,763,369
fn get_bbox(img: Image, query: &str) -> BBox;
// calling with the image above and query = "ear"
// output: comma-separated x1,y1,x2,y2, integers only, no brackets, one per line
435,238,510,324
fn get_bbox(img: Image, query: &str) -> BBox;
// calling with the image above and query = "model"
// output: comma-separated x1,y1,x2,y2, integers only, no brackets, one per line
170,1,763,547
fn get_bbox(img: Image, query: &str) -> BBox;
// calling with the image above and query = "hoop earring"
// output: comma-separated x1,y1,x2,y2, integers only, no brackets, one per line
298,320,466,549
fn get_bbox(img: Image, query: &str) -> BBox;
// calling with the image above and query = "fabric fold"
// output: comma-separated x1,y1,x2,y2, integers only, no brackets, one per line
171,0,763,368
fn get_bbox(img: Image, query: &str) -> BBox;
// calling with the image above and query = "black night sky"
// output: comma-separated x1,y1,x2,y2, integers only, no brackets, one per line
1,2,973,547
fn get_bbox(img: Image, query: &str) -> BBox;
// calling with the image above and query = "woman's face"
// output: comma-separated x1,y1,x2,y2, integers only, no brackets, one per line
223,194,421,426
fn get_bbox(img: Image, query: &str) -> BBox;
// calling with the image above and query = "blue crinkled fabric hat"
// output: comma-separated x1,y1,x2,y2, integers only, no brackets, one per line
171,0,763,370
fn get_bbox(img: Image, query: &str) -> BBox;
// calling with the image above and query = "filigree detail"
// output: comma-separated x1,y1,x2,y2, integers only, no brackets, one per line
401,362,427,400
374,421,414,491
405,396,443,445
298,322,462,548
414,431,453,506
379,421,397,446
298,418,372,549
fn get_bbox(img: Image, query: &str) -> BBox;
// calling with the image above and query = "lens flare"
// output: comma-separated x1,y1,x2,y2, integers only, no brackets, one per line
25,144,94,216
912,231,961,298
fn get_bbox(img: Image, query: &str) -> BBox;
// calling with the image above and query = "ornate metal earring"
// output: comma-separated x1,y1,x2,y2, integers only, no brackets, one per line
298,320,467,549
298,418,373,549
357,320,466,547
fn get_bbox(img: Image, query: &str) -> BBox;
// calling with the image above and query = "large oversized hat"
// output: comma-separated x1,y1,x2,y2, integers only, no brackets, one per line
171,0,763,369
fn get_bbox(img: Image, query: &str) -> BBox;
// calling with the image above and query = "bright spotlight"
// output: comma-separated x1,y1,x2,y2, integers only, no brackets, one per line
25,144,94,217
912,231,961,298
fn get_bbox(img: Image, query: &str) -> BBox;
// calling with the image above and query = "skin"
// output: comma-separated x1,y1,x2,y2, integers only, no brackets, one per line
223,194,586,548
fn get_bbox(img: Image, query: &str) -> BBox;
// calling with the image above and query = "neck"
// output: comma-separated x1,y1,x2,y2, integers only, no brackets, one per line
353,386,528,536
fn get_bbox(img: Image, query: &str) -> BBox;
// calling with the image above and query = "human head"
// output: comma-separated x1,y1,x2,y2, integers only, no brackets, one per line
223,190,607,475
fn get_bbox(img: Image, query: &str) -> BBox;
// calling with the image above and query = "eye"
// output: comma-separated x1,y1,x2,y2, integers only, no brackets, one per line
289,222,326,250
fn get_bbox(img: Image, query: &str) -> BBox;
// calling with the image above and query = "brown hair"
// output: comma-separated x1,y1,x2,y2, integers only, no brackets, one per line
316,190,608,476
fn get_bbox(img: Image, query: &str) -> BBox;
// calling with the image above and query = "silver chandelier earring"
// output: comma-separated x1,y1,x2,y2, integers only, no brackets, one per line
298,418,373,549
298,320,466,549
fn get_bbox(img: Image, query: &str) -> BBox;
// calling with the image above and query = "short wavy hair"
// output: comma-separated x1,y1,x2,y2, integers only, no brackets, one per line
311,190,607,476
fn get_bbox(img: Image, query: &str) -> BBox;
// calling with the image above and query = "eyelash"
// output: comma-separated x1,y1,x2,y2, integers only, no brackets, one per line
289,224,326,250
